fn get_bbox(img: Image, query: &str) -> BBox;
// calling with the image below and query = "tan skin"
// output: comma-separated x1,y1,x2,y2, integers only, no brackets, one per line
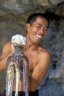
0,17,51,92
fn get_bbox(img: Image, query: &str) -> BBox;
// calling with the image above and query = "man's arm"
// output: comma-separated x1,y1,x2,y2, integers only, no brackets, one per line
0,42,14,71
32,51,51,83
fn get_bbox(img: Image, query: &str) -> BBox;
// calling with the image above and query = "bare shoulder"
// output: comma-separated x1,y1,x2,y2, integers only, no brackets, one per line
39,47,51,57
2,42,11,52
3,42,11,51
32,47,51,83
38,47,51,66
1,42,11,57
0,42,12,71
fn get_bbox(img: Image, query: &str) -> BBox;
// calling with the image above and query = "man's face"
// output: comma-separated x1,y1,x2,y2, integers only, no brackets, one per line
26,17,48,44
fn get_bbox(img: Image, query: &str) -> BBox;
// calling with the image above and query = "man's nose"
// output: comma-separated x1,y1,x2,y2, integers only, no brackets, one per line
40,27,45,34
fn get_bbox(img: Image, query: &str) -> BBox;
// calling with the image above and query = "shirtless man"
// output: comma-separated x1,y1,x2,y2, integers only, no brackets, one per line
0,13,51,96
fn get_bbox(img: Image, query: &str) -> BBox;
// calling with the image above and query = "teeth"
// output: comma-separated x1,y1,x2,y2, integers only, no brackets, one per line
36,35,42,38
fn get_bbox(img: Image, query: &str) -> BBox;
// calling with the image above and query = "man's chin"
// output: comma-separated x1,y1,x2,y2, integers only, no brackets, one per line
34,40,41,45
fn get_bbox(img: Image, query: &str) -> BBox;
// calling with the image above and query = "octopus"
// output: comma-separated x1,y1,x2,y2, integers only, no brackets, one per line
6,45,29,96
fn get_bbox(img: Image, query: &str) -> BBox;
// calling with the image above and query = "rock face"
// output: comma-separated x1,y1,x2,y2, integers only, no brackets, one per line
0,0,64,16
0,0,64,96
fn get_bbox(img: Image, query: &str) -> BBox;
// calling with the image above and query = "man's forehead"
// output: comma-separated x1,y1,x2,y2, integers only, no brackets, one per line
36,16,48,20
33,17,48,25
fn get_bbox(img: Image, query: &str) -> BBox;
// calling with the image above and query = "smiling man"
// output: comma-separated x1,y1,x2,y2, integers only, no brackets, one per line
0,13,51,96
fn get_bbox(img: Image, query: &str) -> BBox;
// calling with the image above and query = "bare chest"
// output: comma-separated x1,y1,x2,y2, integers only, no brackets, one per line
26,52,38,72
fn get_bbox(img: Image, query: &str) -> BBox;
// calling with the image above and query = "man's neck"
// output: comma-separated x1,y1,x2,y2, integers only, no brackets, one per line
25,44,39,51
25,35,39,51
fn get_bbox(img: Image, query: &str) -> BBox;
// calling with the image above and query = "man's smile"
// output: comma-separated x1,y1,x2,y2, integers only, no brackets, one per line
35,34,42,39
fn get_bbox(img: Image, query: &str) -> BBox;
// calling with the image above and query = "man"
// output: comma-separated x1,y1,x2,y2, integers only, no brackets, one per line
0,13,51,96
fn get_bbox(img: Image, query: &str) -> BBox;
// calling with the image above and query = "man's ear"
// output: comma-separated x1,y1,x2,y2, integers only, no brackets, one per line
26,24,30,32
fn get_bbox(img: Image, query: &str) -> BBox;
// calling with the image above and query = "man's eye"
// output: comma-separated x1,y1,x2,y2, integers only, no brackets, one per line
44,27,48,30
36,25,41,28
43,26,48,30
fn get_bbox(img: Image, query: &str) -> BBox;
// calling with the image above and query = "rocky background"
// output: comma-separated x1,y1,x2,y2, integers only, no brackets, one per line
0,0,64,96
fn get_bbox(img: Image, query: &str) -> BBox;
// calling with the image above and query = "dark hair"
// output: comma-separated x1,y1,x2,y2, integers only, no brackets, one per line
26,13,49,24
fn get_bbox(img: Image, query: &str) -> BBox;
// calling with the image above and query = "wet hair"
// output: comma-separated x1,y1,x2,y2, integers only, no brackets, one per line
26,13,49,24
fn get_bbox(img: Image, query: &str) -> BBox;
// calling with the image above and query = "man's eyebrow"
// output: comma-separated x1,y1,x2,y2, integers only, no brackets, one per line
36,23,48,28
34,23,42,25
35,23,48,26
